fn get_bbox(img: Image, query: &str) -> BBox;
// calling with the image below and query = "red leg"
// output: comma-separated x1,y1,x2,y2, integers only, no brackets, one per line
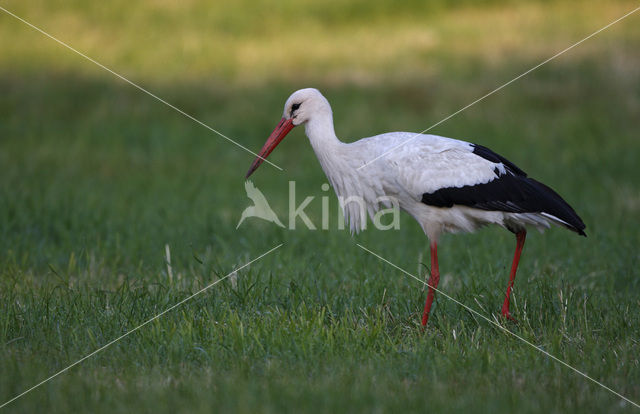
422,241,440,327
501,231,526,320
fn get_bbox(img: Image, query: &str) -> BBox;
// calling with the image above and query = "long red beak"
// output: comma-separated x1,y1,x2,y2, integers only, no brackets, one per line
245,117,295,178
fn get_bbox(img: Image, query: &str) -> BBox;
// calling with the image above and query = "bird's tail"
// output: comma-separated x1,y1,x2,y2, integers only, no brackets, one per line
529,178,586,236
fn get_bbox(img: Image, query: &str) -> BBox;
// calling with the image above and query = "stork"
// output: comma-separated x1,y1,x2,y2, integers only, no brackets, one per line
245,88,586,327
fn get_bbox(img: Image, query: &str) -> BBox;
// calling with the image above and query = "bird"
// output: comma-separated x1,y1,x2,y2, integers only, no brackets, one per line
236,180,285,229
245,88,586,327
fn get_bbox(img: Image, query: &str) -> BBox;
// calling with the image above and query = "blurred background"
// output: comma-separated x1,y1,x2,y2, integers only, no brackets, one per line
1,0,638,273
1,0,639,412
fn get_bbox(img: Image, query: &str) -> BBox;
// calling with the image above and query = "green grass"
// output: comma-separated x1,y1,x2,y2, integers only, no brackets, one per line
1,0,640,412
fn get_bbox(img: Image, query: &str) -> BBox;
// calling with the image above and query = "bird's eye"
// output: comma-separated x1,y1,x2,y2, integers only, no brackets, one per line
291,103,301,116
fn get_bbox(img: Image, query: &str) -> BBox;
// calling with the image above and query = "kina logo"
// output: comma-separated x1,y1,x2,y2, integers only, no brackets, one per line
236,181,285,229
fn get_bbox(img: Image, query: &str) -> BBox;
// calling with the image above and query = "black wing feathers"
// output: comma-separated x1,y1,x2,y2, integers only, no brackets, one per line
472,144,527,176
421,144,586,235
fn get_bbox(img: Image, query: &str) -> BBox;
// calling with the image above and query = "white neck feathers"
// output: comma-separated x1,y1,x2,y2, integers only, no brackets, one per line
304,113,384,233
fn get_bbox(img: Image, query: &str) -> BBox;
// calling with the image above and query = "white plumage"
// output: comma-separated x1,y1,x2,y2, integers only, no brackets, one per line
246,88,585,327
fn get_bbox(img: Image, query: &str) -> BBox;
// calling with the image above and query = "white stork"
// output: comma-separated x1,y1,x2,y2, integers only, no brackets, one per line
245,88,586,327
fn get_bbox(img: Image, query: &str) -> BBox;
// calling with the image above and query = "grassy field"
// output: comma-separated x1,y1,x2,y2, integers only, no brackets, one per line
1,0,640,412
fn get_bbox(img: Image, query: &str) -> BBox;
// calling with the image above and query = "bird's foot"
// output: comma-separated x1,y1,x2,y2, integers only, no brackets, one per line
500,310,517,323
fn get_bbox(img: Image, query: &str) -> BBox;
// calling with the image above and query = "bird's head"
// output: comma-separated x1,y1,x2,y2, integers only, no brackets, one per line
245,88,330,178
